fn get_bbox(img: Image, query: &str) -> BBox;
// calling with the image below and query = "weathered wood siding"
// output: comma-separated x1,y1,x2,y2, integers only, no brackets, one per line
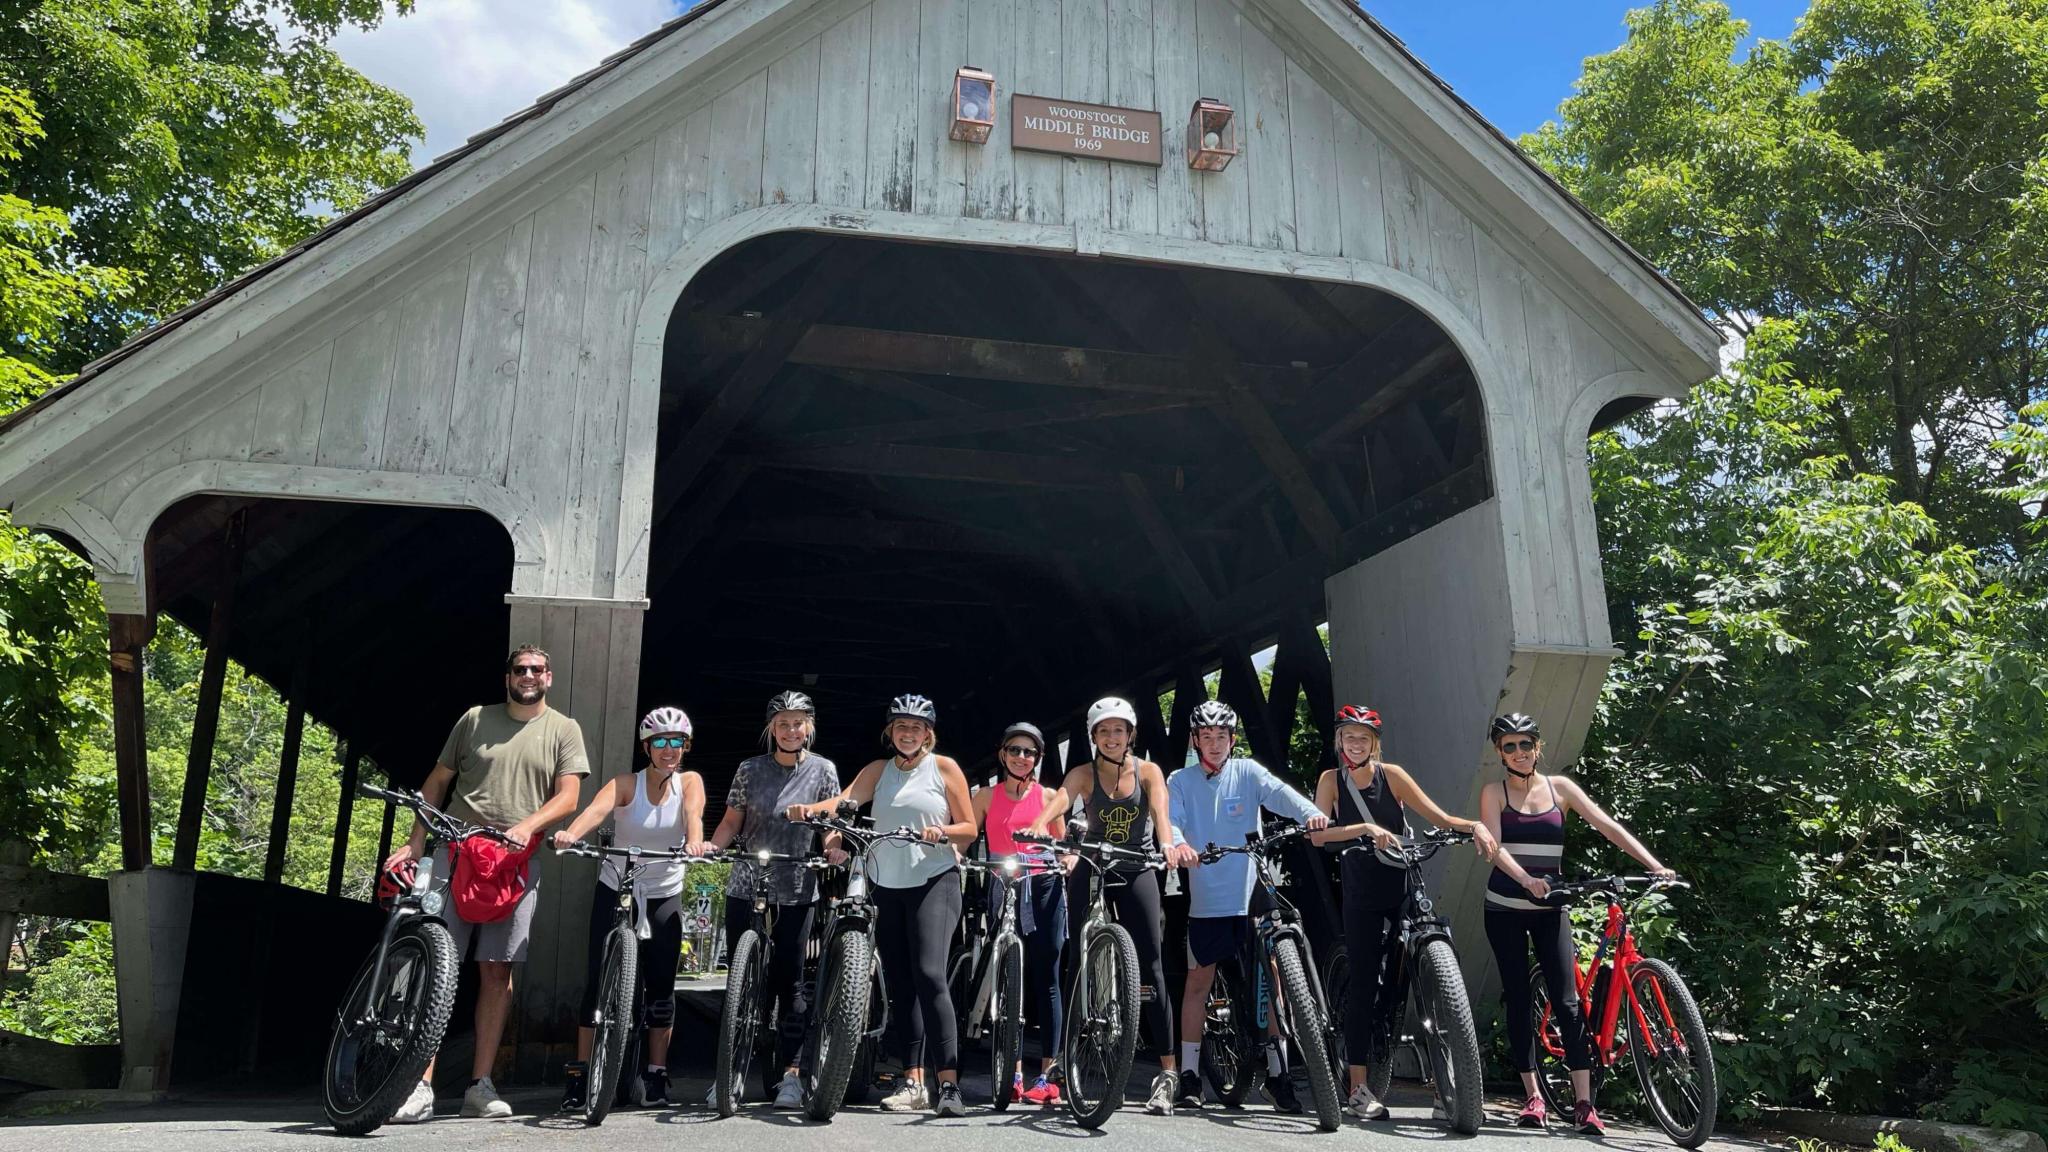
53,0,1652,633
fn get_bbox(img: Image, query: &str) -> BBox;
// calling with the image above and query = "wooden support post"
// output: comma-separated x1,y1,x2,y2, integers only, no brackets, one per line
264,654,309,885
1166,665,1207,773
0,841,27,983
109,613,156,873
1066,712,1093,773
1284,613,1335,734
1219,643,1287,774
376,799,396,871
1266,641,1306,765
175,510,247,871
1124,684,1171,766
326,746,362,897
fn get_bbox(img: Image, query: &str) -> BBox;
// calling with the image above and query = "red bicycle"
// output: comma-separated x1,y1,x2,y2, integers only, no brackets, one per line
1531,875,1717,1148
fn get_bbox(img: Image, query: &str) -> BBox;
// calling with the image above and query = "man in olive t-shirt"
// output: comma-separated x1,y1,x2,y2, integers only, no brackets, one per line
381,643,589,1122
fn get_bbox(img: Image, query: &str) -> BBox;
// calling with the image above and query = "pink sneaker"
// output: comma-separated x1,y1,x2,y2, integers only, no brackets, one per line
1518,1095,1548,1128
1020,1075,1061,1105
1575,1100,1606,1136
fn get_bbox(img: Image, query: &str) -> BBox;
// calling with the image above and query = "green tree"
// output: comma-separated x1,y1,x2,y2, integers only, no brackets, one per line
1525,0,2048,545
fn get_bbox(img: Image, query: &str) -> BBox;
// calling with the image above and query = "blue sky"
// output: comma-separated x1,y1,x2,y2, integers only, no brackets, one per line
1363,1,1810,139
333,1,1814,166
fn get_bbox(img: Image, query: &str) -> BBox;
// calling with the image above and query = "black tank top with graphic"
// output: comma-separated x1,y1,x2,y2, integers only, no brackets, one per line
1085,759,1155,868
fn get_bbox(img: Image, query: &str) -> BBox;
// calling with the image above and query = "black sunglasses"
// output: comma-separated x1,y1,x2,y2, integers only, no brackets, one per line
1002,744,1042,759
1499,739,1536,753
509,664,549,677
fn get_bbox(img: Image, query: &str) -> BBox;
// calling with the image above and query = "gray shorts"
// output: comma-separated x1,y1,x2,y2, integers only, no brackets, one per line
436,847,540,964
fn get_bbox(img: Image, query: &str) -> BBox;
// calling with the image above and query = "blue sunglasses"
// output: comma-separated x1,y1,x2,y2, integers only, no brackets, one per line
647,736,687,749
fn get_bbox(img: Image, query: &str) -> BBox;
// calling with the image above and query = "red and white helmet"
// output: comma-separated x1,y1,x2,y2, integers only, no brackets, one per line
639,706,693,740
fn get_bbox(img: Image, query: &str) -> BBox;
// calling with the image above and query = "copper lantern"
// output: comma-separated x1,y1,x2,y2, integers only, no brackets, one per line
951,67,996,144
1187,97,1238,171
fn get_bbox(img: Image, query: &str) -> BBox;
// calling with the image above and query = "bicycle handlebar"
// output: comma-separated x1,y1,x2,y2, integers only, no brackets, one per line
1328,826,1474,866
359,782,509,845
1016,828,1167,869
1198,823,1313,864
550,841,733,865
800,814,933,855
1544,873,1691,900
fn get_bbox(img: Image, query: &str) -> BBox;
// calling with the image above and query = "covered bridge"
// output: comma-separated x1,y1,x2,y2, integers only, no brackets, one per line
0,0,1716,1092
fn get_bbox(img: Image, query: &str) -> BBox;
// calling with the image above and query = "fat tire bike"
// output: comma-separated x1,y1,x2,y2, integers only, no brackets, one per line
1018,822,1162,1129
1196,825,1343,1132
1532,874,1717,1148
794,805,930,1121
951,854,1028,1110
1330,828,1485,1134
713,845,834,1117
322,784,507,1136
553,839,717,1123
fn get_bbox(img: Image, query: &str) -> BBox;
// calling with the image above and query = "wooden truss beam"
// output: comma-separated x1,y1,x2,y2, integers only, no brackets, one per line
747,443,1163,491
778,393,1209,451
689,316,1314,401
733,516,1054,556
1308,344,1463,456
1119,473,1218,616
175,508,247,871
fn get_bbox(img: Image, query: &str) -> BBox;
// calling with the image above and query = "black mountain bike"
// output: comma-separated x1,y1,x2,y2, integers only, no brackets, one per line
1019,822,1161,1129
1331,828,1484,1135
796,806,929,1121
1196,825,1343,1132
552,840,713,1124
715,846,833,1117
323,784,507,1135
952,854,1026,1110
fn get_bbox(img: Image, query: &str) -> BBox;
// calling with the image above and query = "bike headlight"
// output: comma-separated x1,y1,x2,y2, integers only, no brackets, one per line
421,889,445,916
1001,859,1019,876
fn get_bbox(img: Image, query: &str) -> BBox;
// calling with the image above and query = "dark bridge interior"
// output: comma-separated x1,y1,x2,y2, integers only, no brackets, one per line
132,231,1491,818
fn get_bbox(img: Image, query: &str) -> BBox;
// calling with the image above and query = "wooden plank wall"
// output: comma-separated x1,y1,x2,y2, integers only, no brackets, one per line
69,0,1642,630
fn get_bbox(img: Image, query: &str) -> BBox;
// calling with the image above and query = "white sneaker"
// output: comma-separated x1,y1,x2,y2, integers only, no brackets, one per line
774,1072,805,1110
1431,1098,1450,1122
1346,1085,1389,1121
879,1079,930,1112
705,1083,718,1108
461,1077,513,1118
390,1079,435,1123
1146,1070,1177,1115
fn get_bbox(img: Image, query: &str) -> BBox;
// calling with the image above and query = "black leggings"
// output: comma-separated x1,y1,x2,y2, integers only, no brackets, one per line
722,895,818,1069
580,882,683,1031
1485,907,1590,1073
1066,863,1172,1060
876,869,962,1072
1341,899,1401,1065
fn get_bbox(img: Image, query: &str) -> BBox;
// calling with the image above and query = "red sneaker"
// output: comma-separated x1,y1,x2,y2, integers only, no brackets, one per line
1021,1076,1061,1105
1575,1100,1606,1136
1518,1095,1548,1128
1009,1075,1026,1103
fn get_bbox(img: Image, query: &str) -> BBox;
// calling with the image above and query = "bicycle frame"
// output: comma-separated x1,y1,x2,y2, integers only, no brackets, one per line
957,857,1024,1041
355,785,505,1029
1542,883,1682,1069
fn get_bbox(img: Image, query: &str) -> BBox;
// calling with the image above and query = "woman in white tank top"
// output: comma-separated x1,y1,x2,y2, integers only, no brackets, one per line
552,706,706,1110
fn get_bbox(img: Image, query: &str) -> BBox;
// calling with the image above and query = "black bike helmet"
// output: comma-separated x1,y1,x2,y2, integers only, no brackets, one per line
1489,712,1540,742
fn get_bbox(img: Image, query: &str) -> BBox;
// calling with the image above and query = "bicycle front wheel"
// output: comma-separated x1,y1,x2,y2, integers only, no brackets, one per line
1063,922,1139,1128
1628,957,1718,1148
716,930,765,1117
323,917,458,1135
990,937,1023,1111
583,925,637,1125
1200,966,1257,1108
1416,939,1484,1135
1320,944,1350,1087
1274,937,1341,1131
805,928,873,1121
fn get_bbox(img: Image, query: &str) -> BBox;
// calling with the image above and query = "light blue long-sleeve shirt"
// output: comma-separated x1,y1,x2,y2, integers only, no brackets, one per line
1167,757,1322,918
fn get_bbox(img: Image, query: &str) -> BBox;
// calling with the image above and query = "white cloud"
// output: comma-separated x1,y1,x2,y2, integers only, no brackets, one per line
332,1,689,165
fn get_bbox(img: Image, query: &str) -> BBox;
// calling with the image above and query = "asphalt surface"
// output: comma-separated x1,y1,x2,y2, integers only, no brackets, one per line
0,1078,1777,1152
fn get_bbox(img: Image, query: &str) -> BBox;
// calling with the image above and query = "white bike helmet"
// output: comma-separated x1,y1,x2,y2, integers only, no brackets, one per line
639,706,693,740
887,694,938,725
1088,696,1139,734
1188,700,1239,732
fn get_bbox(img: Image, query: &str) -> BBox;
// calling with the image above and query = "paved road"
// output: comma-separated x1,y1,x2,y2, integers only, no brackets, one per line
0,1080,1775,1152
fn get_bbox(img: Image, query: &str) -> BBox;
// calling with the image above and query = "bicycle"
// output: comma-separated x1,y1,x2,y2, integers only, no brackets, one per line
951,854,1027,1111
1531,874,1716,1147
1196,825,1343,1132
795,805,931,1120
1018,822,1161,1129
552,839,718,1123
714,845,834,1117
322,784,508,1135
1327,827,1485,1134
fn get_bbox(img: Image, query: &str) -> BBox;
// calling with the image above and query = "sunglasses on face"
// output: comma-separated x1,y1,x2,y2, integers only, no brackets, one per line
1499,739,1536,753
1002,745,1041,759
509,665,548,677
647,736,687,749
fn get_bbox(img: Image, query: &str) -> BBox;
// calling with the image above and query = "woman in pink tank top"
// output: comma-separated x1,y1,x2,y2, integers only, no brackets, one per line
971,722,1068,1105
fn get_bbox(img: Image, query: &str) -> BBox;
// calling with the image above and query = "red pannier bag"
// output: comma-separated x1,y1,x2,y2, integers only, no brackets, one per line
450,837,538,923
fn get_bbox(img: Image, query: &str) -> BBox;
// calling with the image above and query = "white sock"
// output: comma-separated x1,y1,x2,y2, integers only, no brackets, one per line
1181,1042,1200,1074
1266,1038,1287,1076
646,1063,664,1074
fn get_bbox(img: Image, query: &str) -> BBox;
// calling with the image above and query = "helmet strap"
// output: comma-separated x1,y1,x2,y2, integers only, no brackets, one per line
1095,749,1128,768
1505,763,1535,781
